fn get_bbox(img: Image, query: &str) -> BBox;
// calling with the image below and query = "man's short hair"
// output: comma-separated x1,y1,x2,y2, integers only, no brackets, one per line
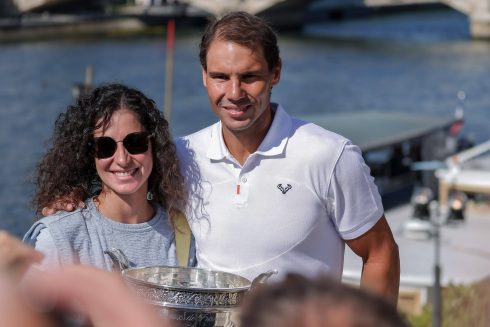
240,273,409,327
199,11,281,72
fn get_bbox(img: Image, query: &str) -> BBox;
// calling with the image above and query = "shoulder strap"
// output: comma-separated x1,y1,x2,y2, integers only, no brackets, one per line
174,212,192,267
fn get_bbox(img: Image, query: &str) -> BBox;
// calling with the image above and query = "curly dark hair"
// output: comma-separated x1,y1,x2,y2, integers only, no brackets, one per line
33,83,187,224
199,11,281,72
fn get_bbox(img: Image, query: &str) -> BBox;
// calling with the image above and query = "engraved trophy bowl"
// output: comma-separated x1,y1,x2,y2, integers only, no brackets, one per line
120,265,277,327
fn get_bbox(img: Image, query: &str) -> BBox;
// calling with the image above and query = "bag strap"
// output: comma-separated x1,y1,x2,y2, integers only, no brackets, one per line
174,212,192,267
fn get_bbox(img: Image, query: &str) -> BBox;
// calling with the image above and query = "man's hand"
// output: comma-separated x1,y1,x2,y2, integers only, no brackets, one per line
0,230,43,278
41,196,85,216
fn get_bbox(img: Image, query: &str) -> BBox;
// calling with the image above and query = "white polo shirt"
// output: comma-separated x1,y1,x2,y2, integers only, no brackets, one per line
176,104,384,281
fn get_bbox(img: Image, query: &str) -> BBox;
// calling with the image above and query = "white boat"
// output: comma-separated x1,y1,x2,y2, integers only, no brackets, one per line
12,0,76,12
436,139,490,205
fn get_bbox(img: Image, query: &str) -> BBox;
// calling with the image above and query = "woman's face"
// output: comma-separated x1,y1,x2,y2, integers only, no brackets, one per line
94,109,153,199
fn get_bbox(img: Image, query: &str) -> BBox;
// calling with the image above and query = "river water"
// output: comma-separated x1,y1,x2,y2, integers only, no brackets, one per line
1,8,489,236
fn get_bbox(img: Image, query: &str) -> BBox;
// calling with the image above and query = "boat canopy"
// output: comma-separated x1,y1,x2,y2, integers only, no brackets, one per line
299,111,457,152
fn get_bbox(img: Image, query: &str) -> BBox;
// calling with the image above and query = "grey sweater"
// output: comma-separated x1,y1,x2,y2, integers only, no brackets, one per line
23,199,182,270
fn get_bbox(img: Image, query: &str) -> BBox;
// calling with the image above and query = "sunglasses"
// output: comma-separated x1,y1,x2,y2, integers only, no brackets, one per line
93,131,151,159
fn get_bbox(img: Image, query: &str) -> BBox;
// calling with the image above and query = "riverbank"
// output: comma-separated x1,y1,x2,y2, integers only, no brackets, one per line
0,3,454,42
0,14,145,42
0,10,207,42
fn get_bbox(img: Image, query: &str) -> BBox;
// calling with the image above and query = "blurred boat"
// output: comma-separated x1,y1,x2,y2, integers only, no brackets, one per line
436,139,490,205
12,0,75,12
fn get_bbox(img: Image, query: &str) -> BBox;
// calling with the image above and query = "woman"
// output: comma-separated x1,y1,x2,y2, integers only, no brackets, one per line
24,83,190,270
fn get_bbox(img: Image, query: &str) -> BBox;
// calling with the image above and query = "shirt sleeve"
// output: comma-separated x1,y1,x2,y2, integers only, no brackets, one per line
327,142,384,240
34,227,61,267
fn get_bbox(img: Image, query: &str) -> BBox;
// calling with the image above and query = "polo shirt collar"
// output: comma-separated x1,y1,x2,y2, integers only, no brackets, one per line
206,103,292,160
206,122,231,160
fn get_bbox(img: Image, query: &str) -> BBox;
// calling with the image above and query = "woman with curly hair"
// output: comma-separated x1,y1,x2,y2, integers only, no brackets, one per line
23,83,190,270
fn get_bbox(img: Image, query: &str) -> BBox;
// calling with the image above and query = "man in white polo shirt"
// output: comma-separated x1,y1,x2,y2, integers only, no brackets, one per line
176,12,400,305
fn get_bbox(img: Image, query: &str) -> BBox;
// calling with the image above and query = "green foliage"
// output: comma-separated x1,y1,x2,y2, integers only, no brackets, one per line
407,278,490,327
442,280,490,327
408,305,431,327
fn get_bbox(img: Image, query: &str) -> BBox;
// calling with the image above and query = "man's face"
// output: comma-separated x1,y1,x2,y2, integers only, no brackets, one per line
202,40,281,138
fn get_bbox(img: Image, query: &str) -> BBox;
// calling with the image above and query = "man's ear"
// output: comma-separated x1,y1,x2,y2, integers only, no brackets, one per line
202,67,207,87
271,58,282,86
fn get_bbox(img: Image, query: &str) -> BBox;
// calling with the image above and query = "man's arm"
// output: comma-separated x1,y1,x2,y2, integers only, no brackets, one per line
345,216,400,305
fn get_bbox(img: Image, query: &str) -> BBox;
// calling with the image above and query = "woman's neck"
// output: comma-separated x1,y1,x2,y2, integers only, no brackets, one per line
94,191,154,224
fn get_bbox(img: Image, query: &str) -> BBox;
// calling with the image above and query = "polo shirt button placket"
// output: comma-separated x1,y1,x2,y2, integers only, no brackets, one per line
234,174,250,206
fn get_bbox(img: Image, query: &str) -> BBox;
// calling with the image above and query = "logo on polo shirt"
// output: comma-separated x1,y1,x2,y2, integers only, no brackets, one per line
277,184,292,194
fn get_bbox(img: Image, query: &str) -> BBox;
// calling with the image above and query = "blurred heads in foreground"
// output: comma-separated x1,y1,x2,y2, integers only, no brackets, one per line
241,273,409,327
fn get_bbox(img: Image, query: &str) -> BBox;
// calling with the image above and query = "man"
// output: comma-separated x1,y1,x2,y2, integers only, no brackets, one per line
175,12,399,304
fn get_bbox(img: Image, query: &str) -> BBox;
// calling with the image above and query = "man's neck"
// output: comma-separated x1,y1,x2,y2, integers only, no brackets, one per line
222,105,276,166
222,131,261,166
